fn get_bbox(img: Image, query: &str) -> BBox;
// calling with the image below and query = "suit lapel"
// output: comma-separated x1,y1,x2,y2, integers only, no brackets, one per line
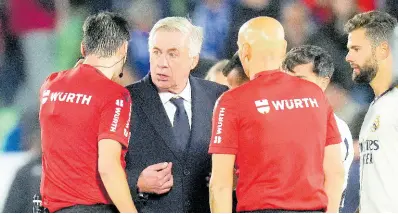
135,74,184,161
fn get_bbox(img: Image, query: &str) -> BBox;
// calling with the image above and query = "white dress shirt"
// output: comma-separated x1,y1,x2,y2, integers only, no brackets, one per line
158,81,192,128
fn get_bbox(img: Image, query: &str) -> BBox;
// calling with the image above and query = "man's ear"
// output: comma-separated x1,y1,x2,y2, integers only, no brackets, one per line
80,42,85,57
377,41,390,61
123,41,129,55
190,55,200,70
241,43,251,62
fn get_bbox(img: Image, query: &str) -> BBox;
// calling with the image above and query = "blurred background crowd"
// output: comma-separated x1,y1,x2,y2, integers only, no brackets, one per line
1,0,397,212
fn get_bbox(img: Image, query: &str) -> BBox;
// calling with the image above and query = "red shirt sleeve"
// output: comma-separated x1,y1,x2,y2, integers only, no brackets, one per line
326,102,341,146
98,88,132,148
209,92,239,154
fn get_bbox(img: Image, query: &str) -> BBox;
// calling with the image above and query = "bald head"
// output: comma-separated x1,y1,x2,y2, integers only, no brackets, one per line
237,17,287,79
238,16,285,47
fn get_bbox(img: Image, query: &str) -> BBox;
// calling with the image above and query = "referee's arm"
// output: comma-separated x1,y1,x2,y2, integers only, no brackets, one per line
324,143,345,213
99,139,137,213
210,154,236,213
208,93,238,213
324,103,346,213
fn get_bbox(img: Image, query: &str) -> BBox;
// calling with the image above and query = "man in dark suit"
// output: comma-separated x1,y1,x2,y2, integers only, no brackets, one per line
125,17,228,213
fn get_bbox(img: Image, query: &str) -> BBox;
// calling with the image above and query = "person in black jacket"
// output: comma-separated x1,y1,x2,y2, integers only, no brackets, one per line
3,111,41,213
125,16,228,213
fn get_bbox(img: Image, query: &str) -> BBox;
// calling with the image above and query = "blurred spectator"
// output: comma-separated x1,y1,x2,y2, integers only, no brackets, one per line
190,58,218,79
205,59,229,86
193,0,231,60
357,0,376,12
9,0,57,112
302,0,333,25
0,1,25,106
384,0,398,20
0,1,4,66
0,108,20,152
55,0,88,71
125,0,161,79
307,0,374,107
3,110,41,213
281,0,314,50
160,0,196,17
224,0,281,58
88,0,112,14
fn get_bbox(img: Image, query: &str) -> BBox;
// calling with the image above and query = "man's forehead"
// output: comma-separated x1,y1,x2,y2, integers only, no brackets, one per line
152,29,189,50
348,28,368,44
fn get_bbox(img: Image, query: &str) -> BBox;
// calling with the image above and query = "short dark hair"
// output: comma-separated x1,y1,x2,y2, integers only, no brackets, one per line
345,11,397,46
222,51,249,83
222,51,243,76
282,45,334,78
82,12,130,57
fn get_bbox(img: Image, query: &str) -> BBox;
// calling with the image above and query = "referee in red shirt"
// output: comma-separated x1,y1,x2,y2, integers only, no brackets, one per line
39,12,137,213
209,17,345,213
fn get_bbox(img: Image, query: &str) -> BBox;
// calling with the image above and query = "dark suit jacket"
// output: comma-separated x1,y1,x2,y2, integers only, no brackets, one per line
3,156,41,213
125,74,228,213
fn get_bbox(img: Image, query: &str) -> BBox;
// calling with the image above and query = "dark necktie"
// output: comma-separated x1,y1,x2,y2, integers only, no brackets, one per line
170,97,190,151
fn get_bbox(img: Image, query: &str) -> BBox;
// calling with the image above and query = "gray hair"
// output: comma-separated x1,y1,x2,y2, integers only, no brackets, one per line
148,17,204,57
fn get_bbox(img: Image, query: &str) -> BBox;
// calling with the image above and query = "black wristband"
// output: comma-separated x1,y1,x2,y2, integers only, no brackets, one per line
137,188,149,200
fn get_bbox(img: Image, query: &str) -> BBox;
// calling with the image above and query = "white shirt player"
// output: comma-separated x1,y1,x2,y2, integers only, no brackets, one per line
359,87,398,213
335,115,354,191
334,115,354,210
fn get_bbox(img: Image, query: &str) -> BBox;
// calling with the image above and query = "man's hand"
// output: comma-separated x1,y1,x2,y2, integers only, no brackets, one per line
137,162,173,195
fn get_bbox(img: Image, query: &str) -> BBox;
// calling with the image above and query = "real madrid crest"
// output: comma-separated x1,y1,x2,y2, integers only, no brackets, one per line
371,115,380,132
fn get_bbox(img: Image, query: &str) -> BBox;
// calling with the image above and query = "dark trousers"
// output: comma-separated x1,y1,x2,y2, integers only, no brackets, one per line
240,209,324,213
54,204,118,213
233,190,238,213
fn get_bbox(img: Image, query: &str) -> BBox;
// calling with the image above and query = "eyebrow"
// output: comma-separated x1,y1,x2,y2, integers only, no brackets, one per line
152,46,179,52
347,45,361,50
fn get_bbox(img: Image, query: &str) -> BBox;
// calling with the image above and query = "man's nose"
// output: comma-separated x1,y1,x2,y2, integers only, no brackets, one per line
157,54,169,67
345,52,352,62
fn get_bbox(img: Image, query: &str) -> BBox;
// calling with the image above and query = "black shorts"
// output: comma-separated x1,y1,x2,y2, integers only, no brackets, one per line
54,204,118,213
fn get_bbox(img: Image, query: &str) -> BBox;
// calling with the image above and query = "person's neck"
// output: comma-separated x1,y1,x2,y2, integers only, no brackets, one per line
370,65,393,97
83,55,119,80
248,61,281,80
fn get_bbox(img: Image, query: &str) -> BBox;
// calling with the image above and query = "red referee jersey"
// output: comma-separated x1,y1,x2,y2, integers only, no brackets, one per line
39,64,132,212
209,70,341,212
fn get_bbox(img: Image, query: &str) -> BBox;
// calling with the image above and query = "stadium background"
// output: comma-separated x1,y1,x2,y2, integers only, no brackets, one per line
0,0,397,212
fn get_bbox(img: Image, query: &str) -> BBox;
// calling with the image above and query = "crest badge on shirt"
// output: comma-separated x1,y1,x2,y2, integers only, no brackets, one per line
370,115,380,132
255,99,270,114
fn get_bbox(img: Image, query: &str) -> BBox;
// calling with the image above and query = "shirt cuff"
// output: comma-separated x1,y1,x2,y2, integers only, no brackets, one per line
209,146,238,155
